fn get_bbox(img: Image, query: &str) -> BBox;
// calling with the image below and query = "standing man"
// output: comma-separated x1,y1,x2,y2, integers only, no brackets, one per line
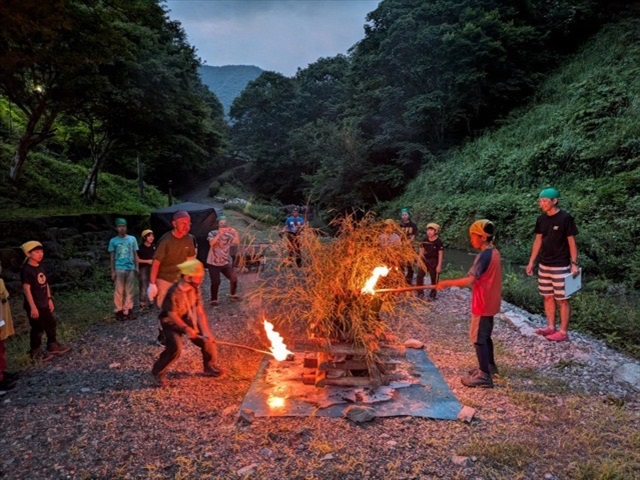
148,211,197,308
281,206,304,267
148,211,196,344
206,217,240,306
108,218,139,321
526,188,579,343
399,208,418,284
137,229,155,312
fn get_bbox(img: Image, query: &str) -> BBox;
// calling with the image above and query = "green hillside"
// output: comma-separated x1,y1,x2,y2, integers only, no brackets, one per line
198,65,263,116
395,18,640,289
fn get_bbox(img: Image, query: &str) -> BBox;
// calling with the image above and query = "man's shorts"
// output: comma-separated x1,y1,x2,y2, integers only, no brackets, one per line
538,264,572,300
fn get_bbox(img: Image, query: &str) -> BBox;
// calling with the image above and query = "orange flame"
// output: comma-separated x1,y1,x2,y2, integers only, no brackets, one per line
361,266,390,294
264,319,293,361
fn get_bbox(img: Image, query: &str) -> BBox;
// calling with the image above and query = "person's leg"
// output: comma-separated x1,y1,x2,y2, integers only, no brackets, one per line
155,278,173,308
405,262,414,285
40,308,58,348
543,295,557,329
139,265,150,308
427,263,438,299
207,264,222,302
27,309,45,353
113,270,125,317
151,325,182,378
293,236,303,267
415,267,425,298
463,315,493,387
123,270,135,315
191,335,220,373
558,299,571,334
221,264,238,296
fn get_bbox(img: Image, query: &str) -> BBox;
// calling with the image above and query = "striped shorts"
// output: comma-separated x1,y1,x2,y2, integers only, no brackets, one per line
538,264,572,300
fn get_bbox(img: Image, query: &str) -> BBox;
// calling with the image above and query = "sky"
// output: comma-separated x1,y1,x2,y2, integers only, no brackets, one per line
164,0,380,77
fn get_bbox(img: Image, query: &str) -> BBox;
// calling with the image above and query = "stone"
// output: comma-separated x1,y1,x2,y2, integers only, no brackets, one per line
404,339,424,349
236,463,258,476
613,363,640,391
343,405,376,423
238,408,255,424
451,456,472,467
457,405,476,423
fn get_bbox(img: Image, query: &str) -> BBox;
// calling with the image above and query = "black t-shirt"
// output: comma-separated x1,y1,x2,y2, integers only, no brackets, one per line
138,243,156,261
21,263,50,309
399,221,418,241
534,209,578,266
420,236,444,263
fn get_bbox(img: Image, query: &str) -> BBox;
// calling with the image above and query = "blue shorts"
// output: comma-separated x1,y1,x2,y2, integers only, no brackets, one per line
538,264,572,300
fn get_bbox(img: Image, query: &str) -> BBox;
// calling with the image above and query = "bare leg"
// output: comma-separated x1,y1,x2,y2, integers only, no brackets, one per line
543,295,557,329
558,299,571,334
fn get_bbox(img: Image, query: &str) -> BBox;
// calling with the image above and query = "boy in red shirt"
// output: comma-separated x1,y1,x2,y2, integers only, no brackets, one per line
438,220,502,388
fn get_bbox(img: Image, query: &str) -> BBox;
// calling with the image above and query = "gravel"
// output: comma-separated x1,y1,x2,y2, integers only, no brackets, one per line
0,274,638,479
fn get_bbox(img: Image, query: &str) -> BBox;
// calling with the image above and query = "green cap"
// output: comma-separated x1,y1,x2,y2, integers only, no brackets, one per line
538,188,559,200
400,208,410,215
115,218,127,226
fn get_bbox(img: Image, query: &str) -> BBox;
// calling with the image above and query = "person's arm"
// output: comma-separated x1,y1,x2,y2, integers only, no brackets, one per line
164,310,197,338
23,283,39,318
110,252,116,281
133,251,140,273
568,235,579,276
437,249,444,273
525,234,543,276
46,284,54,313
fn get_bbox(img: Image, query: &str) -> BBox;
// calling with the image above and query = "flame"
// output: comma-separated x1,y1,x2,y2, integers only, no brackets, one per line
361,266,390,294
267,395,285,409
264,319,293,361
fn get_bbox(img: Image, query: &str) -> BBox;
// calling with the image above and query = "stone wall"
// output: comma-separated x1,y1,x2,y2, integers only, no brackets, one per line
0,214,148,294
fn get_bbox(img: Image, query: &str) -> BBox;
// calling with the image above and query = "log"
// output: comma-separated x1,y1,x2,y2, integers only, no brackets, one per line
303,352,318,368
294,338,406,358
317,359,398,372
314,352,329,387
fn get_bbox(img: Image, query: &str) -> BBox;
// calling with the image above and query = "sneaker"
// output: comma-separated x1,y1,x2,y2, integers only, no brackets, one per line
0,378,16,391
115,311,125,321
229,294,241,301
468,364,499,376
535,326,556,336
461,370,494,388
203,366,223,377
209,300,219,306
30,349,53,362
546,331,569,342
47,342,71,355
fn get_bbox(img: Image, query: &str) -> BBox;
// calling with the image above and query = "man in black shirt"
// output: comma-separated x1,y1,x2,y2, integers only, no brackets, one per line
526,188,579,342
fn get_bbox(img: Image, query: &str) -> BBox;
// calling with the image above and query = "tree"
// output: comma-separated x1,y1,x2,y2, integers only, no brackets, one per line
0,0,131,182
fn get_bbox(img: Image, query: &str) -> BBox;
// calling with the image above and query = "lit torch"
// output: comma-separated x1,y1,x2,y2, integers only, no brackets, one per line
361,266,390,295
263,319,294,361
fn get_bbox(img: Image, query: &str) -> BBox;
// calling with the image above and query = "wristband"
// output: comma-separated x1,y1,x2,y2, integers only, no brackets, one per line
571,261,578,266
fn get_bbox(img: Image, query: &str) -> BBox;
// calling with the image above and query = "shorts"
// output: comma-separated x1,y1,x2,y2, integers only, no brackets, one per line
538,264,572,300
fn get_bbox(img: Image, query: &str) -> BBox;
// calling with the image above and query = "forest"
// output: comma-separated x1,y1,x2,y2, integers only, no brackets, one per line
1,2,638,288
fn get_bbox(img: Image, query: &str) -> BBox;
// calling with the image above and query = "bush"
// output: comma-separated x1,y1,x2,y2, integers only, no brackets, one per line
208,180,221,197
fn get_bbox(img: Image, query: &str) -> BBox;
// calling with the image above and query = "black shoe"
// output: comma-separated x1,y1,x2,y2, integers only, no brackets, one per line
468,364,499,376
47,342,71,355
0,378,16,391
115,310,125,321
461,370,494,388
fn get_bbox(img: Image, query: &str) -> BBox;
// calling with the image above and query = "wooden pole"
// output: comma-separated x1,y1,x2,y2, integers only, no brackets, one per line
373,285,437,294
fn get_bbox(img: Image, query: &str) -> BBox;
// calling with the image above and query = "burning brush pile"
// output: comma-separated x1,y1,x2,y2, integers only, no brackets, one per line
256,214,425,387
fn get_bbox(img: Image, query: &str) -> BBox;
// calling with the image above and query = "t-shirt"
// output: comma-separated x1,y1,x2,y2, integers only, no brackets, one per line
154,232,197,283
159,282,203,332
138,243,156,261
420,236,444,263
108,235,139,271
285,215,304,234
206,228,238,266
399,220,418,241
21,263,50,310
534,209,578,267
468,248,502,316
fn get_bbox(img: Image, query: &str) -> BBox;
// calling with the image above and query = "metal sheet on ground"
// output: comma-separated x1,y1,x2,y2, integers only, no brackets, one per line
240,348,461,419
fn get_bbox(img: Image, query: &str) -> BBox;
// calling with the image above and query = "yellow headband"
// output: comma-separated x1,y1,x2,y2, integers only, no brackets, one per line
469,219,494,238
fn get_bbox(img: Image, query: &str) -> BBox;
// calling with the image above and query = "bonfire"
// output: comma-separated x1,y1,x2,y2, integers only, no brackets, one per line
255,213,425,385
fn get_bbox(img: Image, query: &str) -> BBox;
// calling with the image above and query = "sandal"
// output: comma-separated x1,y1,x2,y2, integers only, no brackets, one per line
546,331,569,342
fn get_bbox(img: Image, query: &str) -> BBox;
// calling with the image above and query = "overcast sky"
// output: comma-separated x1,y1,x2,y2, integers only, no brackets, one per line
164,0,380,77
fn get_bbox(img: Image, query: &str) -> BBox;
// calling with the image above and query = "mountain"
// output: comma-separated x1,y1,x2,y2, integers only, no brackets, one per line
198,65,263,117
